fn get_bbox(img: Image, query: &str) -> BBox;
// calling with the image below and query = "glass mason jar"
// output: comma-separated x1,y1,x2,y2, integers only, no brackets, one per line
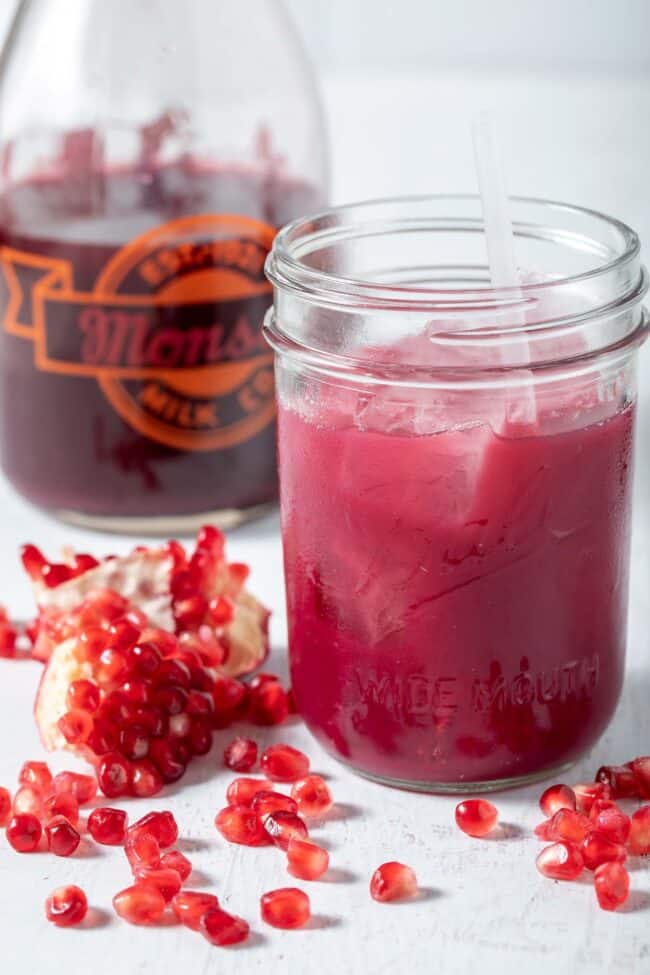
0,0,328,533
265,196,648,792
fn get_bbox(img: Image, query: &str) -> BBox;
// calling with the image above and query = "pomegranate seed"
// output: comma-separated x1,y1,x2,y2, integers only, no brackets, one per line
72,552,100,574
534,819,555,841
594,861,630,911
160,849,192,881
628,805,650,855
126,641,161,676
590,805,631,845
260,887,310,929
42,562,73,587
45,816,81,857
536,842,584,880
6,813,42,852
129,810,178,848
539,784,576,817
97,752,130,798
45,885,88,927
630,756,650,799
66,679,100,713
171,890,220,930
287,838,330,880
133,865,182,902
548,809,592,844
252,791,298,818
148,738,186,783
248,680,289,726
208,595,235,626
18,760,53,794
88,807,128,845
112,883,166,925
574,782,611,814
0,786,12,827
595,765,639,799
20,543,47,581
125,831,161,869
455,799,498,838
119,726,150,761
226,777,273,806
53,771,97,805
581,832,627,871
58,709,94,745
185,689,214,718
156,658,191,689
130,760,163,798
224,737,258,772
13,785,44,819
44,792,79,828
291,775,333,818
215,805,268,846
187,718,213,756
96,647,129,685
263,810,309,850
260,744,310,783
369,861,418,902
200,907,250,946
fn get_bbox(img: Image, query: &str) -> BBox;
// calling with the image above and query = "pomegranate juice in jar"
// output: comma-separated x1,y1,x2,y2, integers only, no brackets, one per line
0,0,327,531
265,197,648,791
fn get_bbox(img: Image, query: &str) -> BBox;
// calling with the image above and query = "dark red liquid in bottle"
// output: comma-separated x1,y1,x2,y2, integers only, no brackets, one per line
0,161,318,527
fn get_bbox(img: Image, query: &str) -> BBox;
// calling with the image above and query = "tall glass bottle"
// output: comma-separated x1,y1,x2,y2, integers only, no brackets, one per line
0,0,328,532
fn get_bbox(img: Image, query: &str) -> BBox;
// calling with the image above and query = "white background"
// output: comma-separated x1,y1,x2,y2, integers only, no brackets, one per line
0,2,649,974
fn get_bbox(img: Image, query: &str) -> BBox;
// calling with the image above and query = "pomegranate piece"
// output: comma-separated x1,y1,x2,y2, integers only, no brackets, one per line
200,907,250,946
455,799,498,838
66,678,101,712
581,832,627,871
263,810,309,851
130,760,163,798
260,887,311,929
45,885,88,927
18,760,53,794
129,810,178,848
13,785,44,819
45,816,81,857
0,786,12,827
630,756,650,799
215,805,268,846
125,831,161,870
6,813,42,852
595,765,639,799
97,752,130,798
53,771,97,805
172,890,219,930
286,838,329,881
88,807,128,845
594,861,630,911
223,736,258,772
44,792,79,828
290,775,333,818
628,805,650,855
370,861,418,902
247,679,289,726
590,805,631,845
133,866,182,902
112,883,166,925
226,777,273,807
160,849,192,881
252,790,298,819
539,784,576,817
536,842,584,880
574,782,611,814
260,744,310,783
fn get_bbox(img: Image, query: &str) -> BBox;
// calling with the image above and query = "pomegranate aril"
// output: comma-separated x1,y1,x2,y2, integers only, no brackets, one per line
291,775,333,818
536,842,584,880
53,771,97,805
630,756,650,799
45,816,80,857
574,782,611,814
549,809,592,844
581,832,627,871
44,792,79,828
97,752,131,798
594,861,630,911
252,791,298,818
133,866,182,902
112,883,166,925
18,760,53,794
42,562,73,587
539,784,576,817
287,838,330,881
263,810,309,851
66,679,100,713
129,810,178,848
248,680,289,726
590,806,631,845
455,799,498,838
187,718,212,756
224,737,258,772
226,777,273,807
208,595,235,626
13,785,44,819
595,765,639,799
211,676,248,727
0,786,12,827
20,542,47,581
370,861,418,902
628,805,650,855
58,708,94,745
260,887,310,929
172,890,219,930
154,685,188,716
260,744,310,783
129,760,163,798
6,813,42,852
215,805,268,846
45,885,88,927
125,831,161,869
148,738,186,784
119,726,150,761
96,647,129,685
72,552,99,574
121,680,153,706
534,819,555,841
160,849,192,881
185,689,214,718
200,907,250,946
156,658,191,689
88,807,128,845
125,641,161,676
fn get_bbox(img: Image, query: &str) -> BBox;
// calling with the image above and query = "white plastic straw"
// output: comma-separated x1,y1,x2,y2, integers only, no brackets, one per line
472,112,537,425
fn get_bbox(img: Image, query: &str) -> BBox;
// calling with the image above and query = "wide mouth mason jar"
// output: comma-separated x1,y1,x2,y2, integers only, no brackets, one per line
265,195,648,793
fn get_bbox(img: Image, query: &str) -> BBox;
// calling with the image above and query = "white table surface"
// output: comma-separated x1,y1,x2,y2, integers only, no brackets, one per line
0,69,649,975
